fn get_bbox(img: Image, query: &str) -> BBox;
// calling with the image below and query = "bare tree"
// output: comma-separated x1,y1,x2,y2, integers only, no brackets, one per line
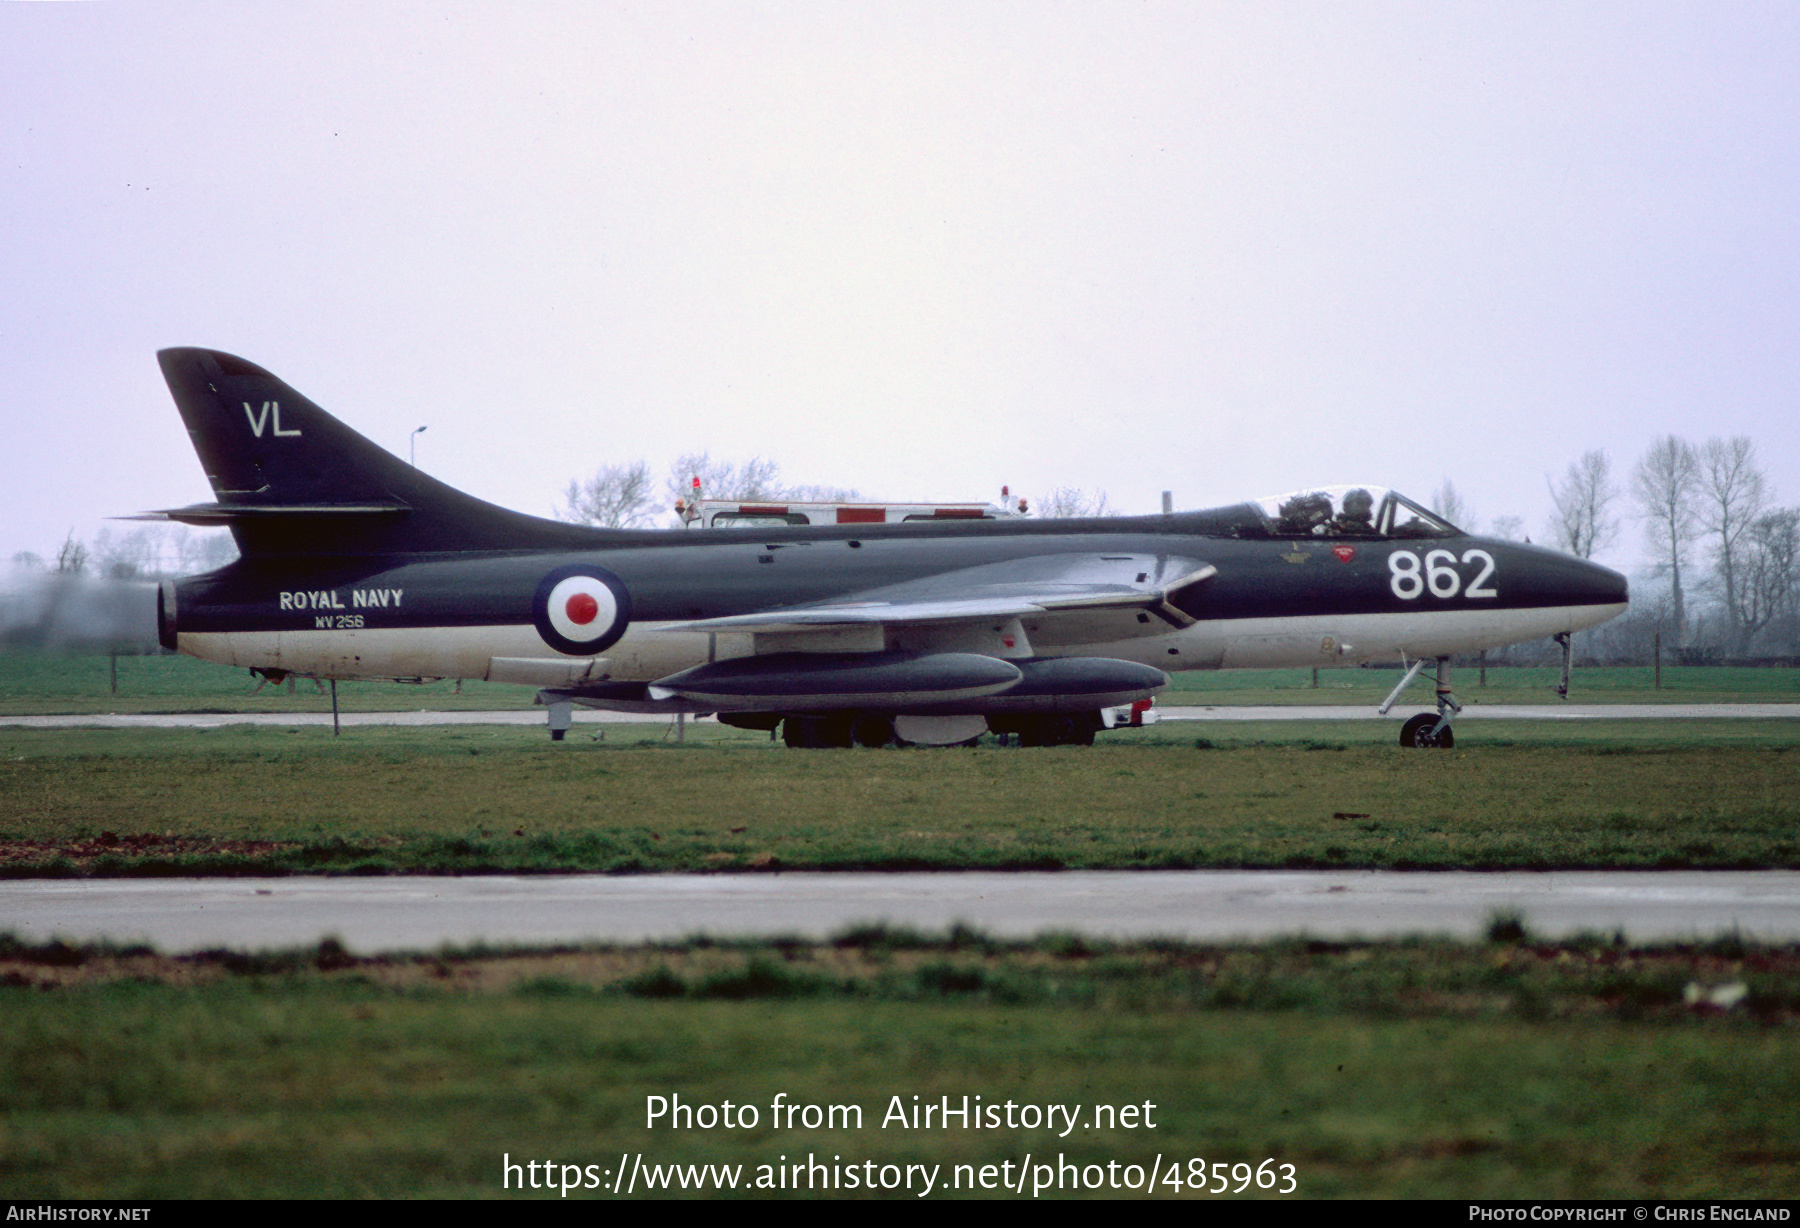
1631,435,1700,643
668,453,786,507
663,454,858,511
560,460,658,529
55,531,88,576
1735,507,1798,648
1696,436,1770,651
90,525,167,580
783,483,863,503
1488,514,1526,542
1035,487,1114,518
562,452,867,527
171,526,239,574
1546,450,1619,559
1429,479,1474,531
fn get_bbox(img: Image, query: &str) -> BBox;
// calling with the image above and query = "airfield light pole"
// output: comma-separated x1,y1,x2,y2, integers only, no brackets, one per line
410,425,428,467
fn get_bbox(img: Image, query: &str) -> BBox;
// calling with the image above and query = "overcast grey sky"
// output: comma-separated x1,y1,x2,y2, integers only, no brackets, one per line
4,1,1796,571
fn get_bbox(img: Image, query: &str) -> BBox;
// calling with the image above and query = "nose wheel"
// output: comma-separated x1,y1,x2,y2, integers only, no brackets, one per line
1399,712,1455,748
1382,655,1462,749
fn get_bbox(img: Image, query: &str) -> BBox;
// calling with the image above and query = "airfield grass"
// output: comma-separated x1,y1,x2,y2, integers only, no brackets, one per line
1,718,1796,874
2,927,1797,1199
1165,661,1800,706
0,649,528,716
3,650,1797,715
5,656,1798,1199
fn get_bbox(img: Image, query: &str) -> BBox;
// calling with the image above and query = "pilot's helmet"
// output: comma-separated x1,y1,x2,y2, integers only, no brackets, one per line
1277,492,1330,530
1342,488,1373,518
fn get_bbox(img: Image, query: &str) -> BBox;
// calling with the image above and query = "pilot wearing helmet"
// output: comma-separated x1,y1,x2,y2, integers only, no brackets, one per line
1328,487,1377,536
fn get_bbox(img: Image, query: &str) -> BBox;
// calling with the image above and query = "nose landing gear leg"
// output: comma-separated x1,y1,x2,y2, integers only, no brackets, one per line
1392,655,1461,749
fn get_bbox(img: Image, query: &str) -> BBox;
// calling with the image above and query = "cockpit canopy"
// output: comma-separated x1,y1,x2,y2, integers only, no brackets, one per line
1252,486,1461,540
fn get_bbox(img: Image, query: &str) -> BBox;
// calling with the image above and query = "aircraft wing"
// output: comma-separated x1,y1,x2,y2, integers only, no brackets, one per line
660,552,1215,636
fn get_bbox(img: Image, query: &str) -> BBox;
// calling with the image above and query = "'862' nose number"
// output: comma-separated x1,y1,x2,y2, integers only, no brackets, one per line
1388,549,1498,600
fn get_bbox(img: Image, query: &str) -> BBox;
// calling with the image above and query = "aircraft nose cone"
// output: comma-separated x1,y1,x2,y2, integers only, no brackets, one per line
1581,559,1629,608
1560,556,1628,635
1489,542,1629,632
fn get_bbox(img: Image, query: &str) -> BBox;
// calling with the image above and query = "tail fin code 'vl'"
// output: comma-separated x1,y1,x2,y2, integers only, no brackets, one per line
152,348,601,558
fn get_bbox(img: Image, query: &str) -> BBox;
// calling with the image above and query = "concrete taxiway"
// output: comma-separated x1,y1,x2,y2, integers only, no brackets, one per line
4,871,1797,954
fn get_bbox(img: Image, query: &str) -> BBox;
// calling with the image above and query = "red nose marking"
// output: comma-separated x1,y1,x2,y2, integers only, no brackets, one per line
565,592,600,625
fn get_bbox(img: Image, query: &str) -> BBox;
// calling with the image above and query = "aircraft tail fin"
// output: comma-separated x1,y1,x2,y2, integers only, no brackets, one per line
152,348,603,557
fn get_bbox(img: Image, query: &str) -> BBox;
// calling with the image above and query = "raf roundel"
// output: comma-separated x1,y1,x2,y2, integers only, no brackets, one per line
532,566,631,656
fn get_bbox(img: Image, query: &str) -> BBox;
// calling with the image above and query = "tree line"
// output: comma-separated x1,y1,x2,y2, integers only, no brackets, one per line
1624,436,1795,656
1433,436,1796,659
10,524,239,582
558,454,862,529
557,454,1118,526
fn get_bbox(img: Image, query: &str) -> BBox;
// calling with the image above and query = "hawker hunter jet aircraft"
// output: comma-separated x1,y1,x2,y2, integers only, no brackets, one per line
144,349,1627,748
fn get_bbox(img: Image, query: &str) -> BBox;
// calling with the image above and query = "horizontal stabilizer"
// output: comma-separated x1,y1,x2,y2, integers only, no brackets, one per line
130,501,412,526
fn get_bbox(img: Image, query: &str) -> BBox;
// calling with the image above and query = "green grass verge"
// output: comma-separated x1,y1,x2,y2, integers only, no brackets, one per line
2,722,1796,874
0,650,527,715
1161,663,1800,705
4,651,1796,715
2,929,1795,1199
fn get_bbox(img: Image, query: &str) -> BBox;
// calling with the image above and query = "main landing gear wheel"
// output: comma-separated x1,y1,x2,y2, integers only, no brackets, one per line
849,714,896,748
782,715,855,749
1399,713,1454,749
1015,713,1098,748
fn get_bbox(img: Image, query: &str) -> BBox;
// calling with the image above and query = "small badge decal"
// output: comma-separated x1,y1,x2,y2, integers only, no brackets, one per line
1332,544,1356,563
